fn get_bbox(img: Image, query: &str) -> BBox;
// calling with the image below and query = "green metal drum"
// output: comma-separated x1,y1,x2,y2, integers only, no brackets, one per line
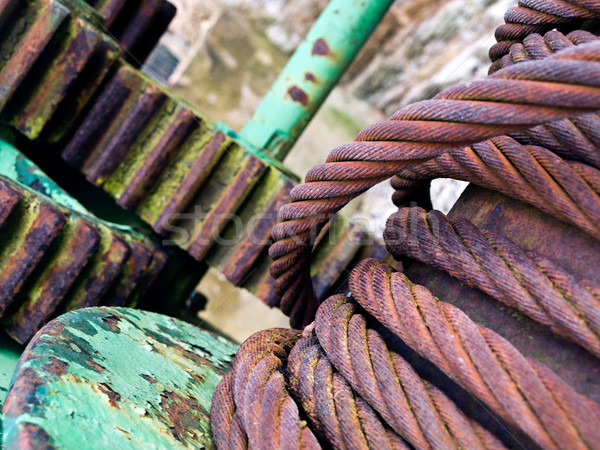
2,307,238,449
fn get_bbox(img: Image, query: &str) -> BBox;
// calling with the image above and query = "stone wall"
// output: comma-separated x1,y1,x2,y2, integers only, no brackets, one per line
172,0,515,114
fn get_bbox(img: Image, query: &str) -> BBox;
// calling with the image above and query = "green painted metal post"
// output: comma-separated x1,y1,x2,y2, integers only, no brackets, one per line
239,0,394,161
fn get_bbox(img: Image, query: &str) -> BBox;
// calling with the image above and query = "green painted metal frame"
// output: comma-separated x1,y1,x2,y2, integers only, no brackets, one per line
238,0,395,161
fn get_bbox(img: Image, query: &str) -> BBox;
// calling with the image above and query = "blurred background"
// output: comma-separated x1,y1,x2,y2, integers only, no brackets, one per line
141,0,513,341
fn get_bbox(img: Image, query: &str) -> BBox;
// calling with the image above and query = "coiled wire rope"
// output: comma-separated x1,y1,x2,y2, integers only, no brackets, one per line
211,2,600,448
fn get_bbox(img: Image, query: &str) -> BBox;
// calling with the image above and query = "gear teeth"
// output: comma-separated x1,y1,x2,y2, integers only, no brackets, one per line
0,0,70,112
87,0,176,64
115,106,198,211
144,130,230,235
0,176,170,343
0,0,384,312
184,148,267,260
9,17,101,139
0,180,22,226
0,0,121,141
61,232,130,312
0,0,176,142
4,217,100,343
310,218,369,300
209,169,295,286
0,192,67,318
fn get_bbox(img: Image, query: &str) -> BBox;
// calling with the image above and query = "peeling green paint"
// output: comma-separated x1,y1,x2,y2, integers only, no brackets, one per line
0,139,88,215
240,0,394,160
3,307,238,448
0,332,24,444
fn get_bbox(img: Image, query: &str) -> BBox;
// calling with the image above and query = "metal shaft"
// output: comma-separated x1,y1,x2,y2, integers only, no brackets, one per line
240,0,394,161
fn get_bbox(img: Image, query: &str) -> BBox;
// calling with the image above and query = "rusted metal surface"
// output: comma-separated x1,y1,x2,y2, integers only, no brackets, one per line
115,106,198,211
108,0,163,61
84,0,175,64
128,0,176,64
211,300,511,448
0,0,69,112
0,331,24,443
4,218,100,345
309,217,367,301
84,88,167,185
9,18,101,140
185,152,266,260
211,170,295,286
387,205,600,359
147,130,229,235
210,329,319,449
390,135,600,239
61,233,129,311
0,0,120,142
3,307,237,448
0,0,389,312
60,65,140,168
310,296,506,448
220,5,600,447
349,260,600,448
85,0,126,27
0,0,173,143
238,215,388,318
239,0,395,160
57,63,309,292
100,238,153,307
59,65,278,266
0,139,205,341
0,180,22,226
0,0,17,29
45,34,120,143
0,201,67,317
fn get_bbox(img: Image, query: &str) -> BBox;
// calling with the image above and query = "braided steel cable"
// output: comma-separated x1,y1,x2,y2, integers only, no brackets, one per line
287,328,408,449
210,329,320,449
211,373,249,448
311,294,505,449
488,0,600,72
214,5,600,447
496,29,598,69
211,297,505,449
493,29,600,168
391,31,600,225
384,206,600,357
348,258,600,449
211,275,600,448
270,42,600,327
389,137,600,235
